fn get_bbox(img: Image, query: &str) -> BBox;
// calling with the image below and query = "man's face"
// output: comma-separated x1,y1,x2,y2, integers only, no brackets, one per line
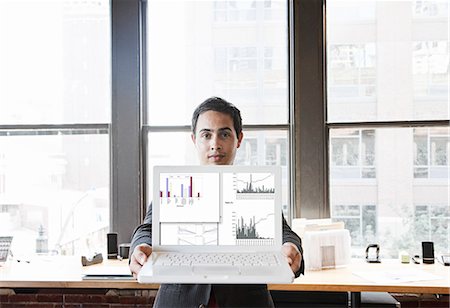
191,110,243,165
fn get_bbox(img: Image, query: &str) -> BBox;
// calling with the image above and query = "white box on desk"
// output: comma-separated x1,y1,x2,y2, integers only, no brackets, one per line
292,219,351,271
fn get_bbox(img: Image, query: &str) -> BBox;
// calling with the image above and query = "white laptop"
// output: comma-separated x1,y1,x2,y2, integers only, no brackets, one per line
137,165,294,284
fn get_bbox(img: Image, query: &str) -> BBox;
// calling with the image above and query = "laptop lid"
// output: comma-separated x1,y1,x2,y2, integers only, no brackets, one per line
152,165,283,253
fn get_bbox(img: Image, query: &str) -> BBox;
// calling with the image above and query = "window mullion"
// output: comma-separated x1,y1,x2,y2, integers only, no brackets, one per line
111,0,143,245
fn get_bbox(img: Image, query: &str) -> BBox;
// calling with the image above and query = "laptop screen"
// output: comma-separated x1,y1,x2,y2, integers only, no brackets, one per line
153,166,282,247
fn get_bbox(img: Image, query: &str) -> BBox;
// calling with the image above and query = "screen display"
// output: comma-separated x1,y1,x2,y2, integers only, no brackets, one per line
158,172,276,246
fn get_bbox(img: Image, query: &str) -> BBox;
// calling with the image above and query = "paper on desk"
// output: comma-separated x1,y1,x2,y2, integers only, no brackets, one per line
83,265,131,276
353,269,442,284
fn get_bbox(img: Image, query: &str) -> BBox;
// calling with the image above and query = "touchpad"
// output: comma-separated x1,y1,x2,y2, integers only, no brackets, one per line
192,265,240,275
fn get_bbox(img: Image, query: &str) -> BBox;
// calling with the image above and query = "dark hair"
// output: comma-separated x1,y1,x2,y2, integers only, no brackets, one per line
191,97,242,136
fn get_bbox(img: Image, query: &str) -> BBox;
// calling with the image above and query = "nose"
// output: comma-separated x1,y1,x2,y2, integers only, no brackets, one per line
210,135,222,151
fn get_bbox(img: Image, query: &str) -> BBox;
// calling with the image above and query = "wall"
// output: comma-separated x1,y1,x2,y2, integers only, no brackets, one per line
0,289,156,308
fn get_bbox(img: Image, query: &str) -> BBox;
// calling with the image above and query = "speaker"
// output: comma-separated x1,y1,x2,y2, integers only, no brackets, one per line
107,232,118,259
422,241,434,264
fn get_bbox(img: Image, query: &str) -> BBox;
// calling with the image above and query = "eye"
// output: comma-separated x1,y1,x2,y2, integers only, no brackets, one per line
201,132,211,139
221,131,231,138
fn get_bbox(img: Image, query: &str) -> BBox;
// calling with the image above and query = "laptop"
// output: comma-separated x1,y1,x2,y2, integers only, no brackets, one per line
137,165,294,284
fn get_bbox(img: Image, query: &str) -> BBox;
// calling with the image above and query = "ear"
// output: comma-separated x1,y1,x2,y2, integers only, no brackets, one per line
236,132,243,148
191,133,196,144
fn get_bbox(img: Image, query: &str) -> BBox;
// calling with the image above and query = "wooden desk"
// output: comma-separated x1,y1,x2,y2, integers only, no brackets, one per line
271,258,450,294
0,256,156,290
1,257,449,306
273,259,449,307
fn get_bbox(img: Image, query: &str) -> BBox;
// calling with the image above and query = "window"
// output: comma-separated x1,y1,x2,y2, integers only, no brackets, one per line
146,0,291,218
413,41,449,100
414,205,450,254
0,1,111,256
262,0,285,20
332,204,376,248
4,0,446,260
414,127,450,178
327,44,376,103
214,1,257,22
413,0,449,18
327,1,449,258
330,129,375,179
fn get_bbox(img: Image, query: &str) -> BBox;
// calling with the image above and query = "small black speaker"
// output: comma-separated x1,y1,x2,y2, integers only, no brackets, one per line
422,241,434,264
107,232,118,259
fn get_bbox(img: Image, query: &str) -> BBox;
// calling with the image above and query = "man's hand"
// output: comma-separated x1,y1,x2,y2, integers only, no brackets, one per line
129,243,152,278
282,242,302,274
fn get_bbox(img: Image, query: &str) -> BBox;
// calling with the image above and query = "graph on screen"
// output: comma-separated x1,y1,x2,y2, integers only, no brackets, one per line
231,204,275,245
160,175,203,207
159,173,220,223
158,170,278,246
234,173,275,200
160,223,218,245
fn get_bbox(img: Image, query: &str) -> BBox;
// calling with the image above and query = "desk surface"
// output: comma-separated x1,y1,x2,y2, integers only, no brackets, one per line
0,257,449,294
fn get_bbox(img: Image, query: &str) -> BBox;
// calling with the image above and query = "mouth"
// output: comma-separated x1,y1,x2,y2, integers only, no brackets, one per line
208,154,225,161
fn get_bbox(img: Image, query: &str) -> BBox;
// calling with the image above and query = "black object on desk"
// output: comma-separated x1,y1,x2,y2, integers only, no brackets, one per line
365,244,381,263
107,233,118,259
438,255,450,266
422,241,435,264
81,253,103,266
412,255,421,264
119,243,130,259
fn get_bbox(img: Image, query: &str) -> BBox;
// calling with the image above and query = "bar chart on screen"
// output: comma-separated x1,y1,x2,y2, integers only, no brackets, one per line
232,209,275,246
159,173,220,223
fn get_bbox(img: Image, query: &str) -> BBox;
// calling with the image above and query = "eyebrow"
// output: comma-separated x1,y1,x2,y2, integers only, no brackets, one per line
198,127,233,134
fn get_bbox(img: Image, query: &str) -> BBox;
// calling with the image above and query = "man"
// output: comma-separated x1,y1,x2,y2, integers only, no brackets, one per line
129,97,304,307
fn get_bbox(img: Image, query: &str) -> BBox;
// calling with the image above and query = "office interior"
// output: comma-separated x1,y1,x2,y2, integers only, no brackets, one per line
0,0,448,307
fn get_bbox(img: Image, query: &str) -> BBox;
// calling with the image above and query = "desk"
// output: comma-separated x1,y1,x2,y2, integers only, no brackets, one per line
272,258,450,294
1,257,449,307
271,259,449,307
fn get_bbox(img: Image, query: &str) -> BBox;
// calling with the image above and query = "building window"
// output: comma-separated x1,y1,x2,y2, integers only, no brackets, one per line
327,44,376,103
413,41,449,100
214,1,257,22
413,0,449,18
0,1,111,256
330,129,376,179
332,204,377,248
414,127,450,178
415,205,450,254
215,47,258,74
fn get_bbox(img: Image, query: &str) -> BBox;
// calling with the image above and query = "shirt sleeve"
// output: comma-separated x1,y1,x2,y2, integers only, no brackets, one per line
282,213,305,277
129,202,153,257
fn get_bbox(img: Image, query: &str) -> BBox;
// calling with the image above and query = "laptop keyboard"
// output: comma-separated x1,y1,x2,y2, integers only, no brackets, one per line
154,253,280,267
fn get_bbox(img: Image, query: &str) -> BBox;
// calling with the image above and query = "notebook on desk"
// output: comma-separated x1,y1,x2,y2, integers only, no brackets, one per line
138,165,294,284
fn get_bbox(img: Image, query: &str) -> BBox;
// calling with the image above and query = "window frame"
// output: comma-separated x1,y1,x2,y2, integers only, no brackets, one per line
111,0,146,244
325,0,450,257
113,0,330,242
291,0,328,219
5,1,447,246
113,0,450,244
